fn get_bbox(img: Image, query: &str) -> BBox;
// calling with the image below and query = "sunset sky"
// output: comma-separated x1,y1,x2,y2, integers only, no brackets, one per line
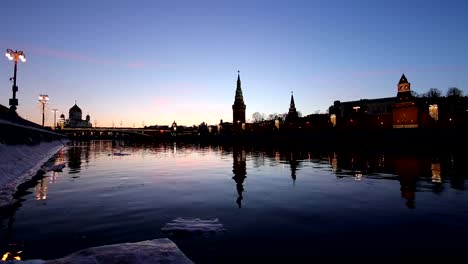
1,0,467,127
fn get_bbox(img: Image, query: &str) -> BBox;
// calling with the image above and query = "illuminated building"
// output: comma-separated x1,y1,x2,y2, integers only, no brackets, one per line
392,74,419,128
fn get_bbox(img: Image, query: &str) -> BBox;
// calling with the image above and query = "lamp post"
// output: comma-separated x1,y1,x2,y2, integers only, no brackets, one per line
38,94,49,127
5,49,26,112
51,109,58,128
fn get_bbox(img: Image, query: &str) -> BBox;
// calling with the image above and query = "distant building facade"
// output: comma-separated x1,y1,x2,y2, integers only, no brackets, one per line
329,74,468,129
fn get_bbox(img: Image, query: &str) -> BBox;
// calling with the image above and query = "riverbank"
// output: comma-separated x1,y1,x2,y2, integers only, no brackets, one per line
3,238,193,263
0,140,68,207
0,113,69,208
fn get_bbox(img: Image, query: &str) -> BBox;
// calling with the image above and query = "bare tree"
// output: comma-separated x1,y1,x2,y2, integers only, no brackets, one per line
252,112,265,123
411,90,420,98
266,113,278,121
423,88,442,98
447,87,463,97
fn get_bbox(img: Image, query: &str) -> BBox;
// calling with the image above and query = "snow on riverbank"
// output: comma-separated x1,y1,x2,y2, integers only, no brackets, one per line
4,238,194,264
0,140,68,207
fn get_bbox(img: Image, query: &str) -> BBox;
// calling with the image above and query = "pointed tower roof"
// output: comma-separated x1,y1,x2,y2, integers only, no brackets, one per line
234,71,244,103
290,91,296,109
287,91,299,122
399,74,409,84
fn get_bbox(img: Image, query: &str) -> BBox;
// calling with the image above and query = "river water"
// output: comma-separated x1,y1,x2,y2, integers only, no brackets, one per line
1,140,468,262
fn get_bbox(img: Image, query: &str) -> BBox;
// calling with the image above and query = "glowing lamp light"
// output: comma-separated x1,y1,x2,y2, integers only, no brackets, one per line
38,95,49,101
5,52,13,60
2,252,21,261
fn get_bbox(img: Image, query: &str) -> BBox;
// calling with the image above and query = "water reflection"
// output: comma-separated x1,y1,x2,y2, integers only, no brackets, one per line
34,178,48,202
431,163,441,183
1,141,468,261
287,152,300,183
232,147,246,208
329,149,468,208
67,146,82,174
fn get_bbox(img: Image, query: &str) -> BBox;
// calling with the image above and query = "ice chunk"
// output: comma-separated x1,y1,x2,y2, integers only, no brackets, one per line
162,218,226,234
112,152,130,156
41,163,66,172
45,238,193,264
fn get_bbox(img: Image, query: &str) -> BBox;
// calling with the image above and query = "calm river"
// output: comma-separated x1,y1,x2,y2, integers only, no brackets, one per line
1,140,468,262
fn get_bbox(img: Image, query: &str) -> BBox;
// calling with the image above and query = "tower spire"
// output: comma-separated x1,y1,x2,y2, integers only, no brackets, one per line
232,71,246,125
286,91,298,122
290,91,295,108
235,71,243,101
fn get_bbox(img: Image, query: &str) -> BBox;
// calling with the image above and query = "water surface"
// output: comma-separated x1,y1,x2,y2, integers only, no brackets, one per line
1,141,468,262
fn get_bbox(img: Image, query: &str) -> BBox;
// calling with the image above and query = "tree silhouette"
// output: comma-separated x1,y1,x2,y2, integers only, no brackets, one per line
423,88,442,98
447,87,463,98
411,90,420,98
252,112,265,123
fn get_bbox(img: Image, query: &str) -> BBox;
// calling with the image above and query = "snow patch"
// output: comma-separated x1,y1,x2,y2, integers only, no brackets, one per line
45,238,193,264
0,140,68,207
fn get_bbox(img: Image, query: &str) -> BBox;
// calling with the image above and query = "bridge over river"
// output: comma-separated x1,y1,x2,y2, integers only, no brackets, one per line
61,127,172,140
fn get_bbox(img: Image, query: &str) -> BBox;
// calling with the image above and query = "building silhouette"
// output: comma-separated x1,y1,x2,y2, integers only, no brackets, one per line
327,74,468,129
286,91,299,123
232,72,246,129
60,102,92,128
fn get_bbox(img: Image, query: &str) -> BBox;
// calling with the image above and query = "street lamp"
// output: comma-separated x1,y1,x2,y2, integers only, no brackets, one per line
38,94,49,127
51,109,58,128
5,49,26,112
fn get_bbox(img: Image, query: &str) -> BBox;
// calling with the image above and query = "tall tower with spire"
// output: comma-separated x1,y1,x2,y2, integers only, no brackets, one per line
286,91,299,123
393,74,419,128
397,74,412,102
232,71,246,125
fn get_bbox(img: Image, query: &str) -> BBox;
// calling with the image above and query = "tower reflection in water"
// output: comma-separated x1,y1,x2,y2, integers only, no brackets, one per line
329,150,458,209
394,155,420,209
67,144,82,174
232,147,247,208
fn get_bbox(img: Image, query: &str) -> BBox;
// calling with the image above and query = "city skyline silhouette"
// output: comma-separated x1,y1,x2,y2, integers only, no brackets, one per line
1,0,467,127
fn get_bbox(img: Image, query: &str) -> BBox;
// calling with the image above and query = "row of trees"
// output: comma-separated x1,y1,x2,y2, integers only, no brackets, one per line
413,87,464,98
251,111,303,123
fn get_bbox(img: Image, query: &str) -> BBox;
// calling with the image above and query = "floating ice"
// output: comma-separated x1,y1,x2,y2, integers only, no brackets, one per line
162,218,226,234
41,163,66,172
111,152,131,156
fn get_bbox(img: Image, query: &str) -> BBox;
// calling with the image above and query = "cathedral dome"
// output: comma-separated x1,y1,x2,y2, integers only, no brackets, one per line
70,104,82,113
60,113,65,119
69,103,83,121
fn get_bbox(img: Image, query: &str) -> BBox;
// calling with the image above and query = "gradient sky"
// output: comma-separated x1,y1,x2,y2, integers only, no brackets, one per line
1,0,467,127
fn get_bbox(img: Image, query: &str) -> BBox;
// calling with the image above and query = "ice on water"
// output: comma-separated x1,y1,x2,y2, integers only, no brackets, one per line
162,218,226,234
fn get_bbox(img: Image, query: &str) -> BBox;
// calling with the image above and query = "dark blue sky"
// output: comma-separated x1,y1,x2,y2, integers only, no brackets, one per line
1,0,467,126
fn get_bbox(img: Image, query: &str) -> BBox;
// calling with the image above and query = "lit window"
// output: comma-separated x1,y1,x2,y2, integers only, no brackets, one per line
429,104,438,121
330,114,336,127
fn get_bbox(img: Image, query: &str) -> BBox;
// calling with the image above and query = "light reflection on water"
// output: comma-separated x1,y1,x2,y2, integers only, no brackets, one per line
1,140,468,262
